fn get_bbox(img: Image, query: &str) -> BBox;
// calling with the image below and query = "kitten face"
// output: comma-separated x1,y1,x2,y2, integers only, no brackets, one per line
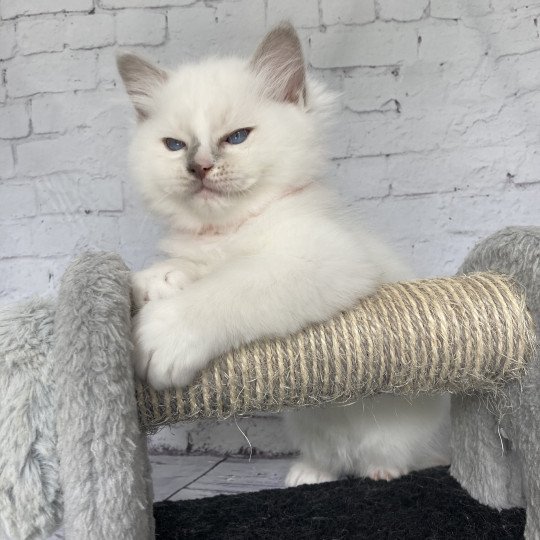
118,24,332,230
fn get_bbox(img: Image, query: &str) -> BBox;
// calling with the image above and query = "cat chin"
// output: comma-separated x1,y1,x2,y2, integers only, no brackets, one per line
145,176,287,232
146,189,246,231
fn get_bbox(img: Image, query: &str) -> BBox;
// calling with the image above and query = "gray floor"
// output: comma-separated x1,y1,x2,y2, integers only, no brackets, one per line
152,454,294,501
48,454,294,538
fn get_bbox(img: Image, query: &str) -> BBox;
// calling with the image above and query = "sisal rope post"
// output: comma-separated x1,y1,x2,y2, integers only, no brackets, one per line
136,273,535,430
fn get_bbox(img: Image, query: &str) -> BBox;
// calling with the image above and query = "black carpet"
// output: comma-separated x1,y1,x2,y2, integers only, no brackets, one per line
154,466,525,539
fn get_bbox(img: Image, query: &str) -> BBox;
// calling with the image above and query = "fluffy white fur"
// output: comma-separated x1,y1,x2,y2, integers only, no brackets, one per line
118,23,449,486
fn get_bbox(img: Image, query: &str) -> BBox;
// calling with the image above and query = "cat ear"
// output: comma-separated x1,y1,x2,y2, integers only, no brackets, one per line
250,22,306,105
117,52,168,120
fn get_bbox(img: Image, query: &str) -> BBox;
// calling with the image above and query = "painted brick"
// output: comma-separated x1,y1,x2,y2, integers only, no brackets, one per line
0,142,14,178
97,47,122,87
343,67,399,112
418,21,485,63
166,5,219,60
0,182,36,218
331,156,390,198
148,416,294,456
6,50,97,97
31,90,130,134
0,21,15,59
0,102,30,138
482,49,540,97
431,0,492,19
341,110,444,157
116,10,166,46
16,127,129,176
36,173,124,213
213,0,266,53
321,0,375,25
0,258,53,304
34,173,80,214
16,17,65,55
0,220,34,257
31,215,120,256
310,23,417,68
148,425,189,453
352,197,465,276
393,61,456,111
187,417,292,456
387,147,520,196
267,0,319,28
455,92,540,149
490,0,538,10
65,14,115,49
378,0,428,21
358,188,540,256
16,134,70,176
512,149,540,185
1,0,93,19
100,0,194,8
166,1,266,60
488,11,540,58
78,175,123,212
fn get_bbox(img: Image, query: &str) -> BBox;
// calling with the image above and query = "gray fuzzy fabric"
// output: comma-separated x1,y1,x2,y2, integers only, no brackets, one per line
0,253,154,540
451,227,540,539
53,252,154,540
0,300,61,539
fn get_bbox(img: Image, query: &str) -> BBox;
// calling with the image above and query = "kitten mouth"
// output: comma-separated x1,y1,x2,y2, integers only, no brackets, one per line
194,184,222,197
190,179,246,199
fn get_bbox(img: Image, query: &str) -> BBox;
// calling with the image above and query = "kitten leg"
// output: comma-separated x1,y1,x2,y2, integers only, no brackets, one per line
355,394,450,481
285,461,337,487
285,395,450,486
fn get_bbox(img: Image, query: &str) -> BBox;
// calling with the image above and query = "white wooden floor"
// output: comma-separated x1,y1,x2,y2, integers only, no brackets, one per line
48,454,294,539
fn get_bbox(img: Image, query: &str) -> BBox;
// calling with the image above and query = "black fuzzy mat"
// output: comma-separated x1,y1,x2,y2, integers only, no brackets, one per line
154,466,525,539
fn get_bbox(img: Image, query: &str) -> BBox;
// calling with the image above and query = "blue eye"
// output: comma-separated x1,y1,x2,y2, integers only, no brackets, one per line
163,138,186,151
226,128,251,145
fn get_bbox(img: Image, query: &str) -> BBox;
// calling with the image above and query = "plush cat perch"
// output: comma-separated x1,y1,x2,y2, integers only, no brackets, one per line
0,227,539,540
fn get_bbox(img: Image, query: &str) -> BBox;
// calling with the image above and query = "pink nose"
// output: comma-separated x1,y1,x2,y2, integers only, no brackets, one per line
188,160,213,180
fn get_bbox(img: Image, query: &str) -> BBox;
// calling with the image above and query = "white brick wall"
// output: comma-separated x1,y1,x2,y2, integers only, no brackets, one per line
17,18,65,55
378,0,429,21
6,51,98,96
321,0,376,25
116,10,166,45
0,0,94,19
1,1,539,454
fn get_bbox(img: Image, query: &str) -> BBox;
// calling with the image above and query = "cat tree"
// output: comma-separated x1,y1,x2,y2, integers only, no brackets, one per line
0,227,538,539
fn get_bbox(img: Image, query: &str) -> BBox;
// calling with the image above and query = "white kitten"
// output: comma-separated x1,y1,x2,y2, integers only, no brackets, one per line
118,23,449,486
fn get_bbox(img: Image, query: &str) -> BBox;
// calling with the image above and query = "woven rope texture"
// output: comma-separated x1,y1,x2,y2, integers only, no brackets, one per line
136,273,535,429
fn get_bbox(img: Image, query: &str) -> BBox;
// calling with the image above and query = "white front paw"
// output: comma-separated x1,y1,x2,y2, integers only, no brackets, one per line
131,266,190,308
133,298,214,390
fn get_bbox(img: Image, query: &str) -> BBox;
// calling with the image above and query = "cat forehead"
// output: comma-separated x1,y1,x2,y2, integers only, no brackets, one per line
158,58,260,119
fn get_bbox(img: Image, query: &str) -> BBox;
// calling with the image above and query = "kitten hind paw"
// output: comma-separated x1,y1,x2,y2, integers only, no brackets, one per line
367,466,408,482
285,462,337,487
